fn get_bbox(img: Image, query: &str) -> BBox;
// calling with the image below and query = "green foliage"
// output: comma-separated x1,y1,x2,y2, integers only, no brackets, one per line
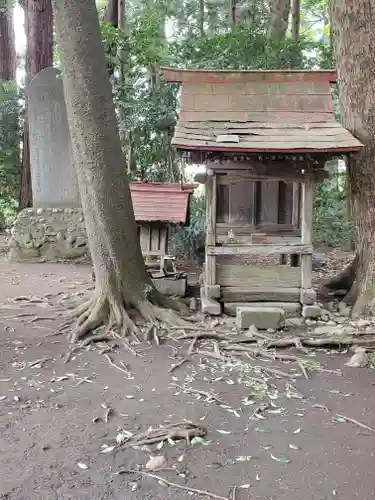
171,26,322,70
168,193,205,259
313,168,354,248
0,81,21,229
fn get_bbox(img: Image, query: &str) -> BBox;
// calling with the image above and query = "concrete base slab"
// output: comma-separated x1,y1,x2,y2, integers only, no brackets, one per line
152,277,187,297
200,287,221,315
225,302,300,318
236,306,285,330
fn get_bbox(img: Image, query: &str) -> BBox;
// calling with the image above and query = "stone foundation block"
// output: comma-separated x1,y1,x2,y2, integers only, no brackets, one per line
225,302,300,318
236,306,285,330
302,305,322,319
152,277,187,297
9,207,89,262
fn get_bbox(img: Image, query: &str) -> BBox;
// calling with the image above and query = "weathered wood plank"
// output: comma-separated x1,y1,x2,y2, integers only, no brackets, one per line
216,182,230,223
205,172,216,245
259,181,279,224
220,287,301,302
205,255,216,286
300,176,314,291
175,130,353,141
139,226,151,252
177,121,343,130
229,181,255,223
207,244,312,256
178,111,336,123
176,126,348,137
172,136,361,149
216,264,301,288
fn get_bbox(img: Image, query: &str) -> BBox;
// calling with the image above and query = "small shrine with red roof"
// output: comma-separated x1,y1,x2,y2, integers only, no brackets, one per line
163,67,363,316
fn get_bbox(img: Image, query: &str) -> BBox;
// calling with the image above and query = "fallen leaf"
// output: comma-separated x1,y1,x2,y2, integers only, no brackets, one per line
216,429,231,434
157,479,169,488
254,427,267,433
191,436,210,446
288,444,300,450
260,445,273,450
145,455,167,471
156,440,165,450
116,430,133,444
270,454,291,464
255,474,261,481
77,462,89,470
177,454,184,462
293,428,302,434
100,444,115,454
0,396,7,401
240,484,251,489
332,417,347,424
235,455,252,462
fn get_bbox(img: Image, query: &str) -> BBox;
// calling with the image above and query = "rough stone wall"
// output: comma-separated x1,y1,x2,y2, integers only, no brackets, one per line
9,208,89,261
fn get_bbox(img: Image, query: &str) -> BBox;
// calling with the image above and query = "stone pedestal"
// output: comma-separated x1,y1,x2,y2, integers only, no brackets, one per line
9,208,89,261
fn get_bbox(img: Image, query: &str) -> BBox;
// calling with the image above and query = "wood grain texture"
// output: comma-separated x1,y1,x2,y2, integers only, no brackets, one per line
216,264,301,288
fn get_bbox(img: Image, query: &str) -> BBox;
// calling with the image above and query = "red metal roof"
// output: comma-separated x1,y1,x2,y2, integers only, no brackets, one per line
162,68,362,154
129,182,195,224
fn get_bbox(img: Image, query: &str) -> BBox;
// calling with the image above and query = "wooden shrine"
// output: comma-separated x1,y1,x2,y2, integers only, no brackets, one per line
162,68,363,314
129,181,195,262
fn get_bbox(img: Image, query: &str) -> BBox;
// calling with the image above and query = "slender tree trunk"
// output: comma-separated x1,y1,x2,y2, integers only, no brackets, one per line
199,0,204,37
331,0,375,317
268,0,291,40
291,0,300,41
230,0,236,28
0,0,16,80
52,0,183,342
19,0,53,209
104,0,118,24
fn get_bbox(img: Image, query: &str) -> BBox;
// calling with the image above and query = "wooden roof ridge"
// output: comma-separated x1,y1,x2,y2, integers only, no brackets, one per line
161,67,337,84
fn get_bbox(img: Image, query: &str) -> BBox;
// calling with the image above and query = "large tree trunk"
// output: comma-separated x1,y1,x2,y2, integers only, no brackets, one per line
331,0,375,317
19,0,54,209
52,0,183,342
0,0,16,80
268,0,291,40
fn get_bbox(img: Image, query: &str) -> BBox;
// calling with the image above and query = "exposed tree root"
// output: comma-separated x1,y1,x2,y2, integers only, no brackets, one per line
63,285,190,345
319,253,358,301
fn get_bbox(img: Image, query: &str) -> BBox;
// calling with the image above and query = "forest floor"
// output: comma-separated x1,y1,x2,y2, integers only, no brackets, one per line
1,249,375,500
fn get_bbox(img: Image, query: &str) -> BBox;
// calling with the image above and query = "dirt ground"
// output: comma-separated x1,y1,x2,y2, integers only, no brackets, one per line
1,254,375,500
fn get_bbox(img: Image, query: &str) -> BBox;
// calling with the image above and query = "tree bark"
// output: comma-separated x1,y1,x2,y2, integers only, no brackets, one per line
199,0,205,37
19,0,54,209
0,0,16,81
331,0,375,317
52,0,183,342
291,0,300,41
268,0,291,40
230,0,236,29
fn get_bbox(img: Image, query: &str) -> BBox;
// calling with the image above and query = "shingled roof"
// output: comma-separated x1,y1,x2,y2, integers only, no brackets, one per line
129,182,195,224
162,68,363,154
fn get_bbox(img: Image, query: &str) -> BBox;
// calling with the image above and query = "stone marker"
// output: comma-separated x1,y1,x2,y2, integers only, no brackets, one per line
28,67,80,208
9,67,85,261
236,306,284,330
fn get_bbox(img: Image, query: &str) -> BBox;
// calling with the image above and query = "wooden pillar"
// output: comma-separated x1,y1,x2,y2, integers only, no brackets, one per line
205,170,216,287
300,176,315,304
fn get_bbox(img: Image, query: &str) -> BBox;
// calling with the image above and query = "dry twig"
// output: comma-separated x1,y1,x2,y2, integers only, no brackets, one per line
103,353,132,377
117,469,227,500
336,413,375,433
